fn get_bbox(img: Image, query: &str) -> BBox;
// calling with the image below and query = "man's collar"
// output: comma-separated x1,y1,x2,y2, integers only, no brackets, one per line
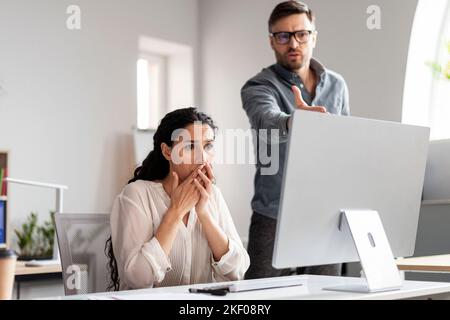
310,58,326,78
273,58,326,83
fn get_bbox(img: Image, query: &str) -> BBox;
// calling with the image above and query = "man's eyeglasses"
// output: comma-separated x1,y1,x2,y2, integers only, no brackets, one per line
270,30,314,45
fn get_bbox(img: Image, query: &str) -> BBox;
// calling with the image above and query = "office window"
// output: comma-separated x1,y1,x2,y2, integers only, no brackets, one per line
136,36,194,130
428,6,450,140
403,0,450,140
137,55,166,130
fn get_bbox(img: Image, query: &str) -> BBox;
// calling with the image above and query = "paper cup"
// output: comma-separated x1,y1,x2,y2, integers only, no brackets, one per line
0,249,17,300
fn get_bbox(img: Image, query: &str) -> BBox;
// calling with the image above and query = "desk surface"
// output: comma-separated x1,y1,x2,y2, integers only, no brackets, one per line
396,254,450,272
15,261,62,276
56,275,450,300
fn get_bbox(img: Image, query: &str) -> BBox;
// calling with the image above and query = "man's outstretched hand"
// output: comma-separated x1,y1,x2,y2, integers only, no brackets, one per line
288,85,327,129
292,85,327,113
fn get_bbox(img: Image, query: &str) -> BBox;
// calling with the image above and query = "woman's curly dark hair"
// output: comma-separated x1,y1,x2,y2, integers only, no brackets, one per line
105,107,217,291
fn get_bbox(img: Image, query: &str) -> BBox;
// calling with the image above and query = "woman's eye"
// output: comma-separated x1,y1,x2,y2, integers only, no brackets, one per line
185,143,195,150
205,143,214,151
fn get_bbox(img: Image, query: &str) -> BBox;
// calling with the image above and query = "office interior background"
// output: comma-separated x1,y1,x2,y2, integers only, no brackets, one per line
0,0,449,299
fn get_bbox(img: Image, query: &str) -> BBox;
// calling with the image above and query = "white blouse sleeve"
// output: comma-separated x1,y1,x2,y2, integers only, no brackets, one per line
110,184,172,289
210,186,250,282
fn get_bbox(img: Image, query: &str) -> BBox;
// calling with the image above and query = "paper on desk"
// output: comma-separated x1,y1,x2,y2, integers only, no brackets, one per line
108,292,223,300
87,295,119,300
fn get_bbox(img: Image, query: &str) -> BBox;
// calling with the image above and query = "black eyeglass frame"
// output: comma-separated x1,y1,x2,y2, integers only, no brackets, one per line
269,30,316,44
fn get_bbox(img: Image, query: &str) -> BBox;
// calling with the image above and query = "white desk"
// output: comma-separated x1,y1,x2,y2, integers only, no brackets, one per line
56,275,450,300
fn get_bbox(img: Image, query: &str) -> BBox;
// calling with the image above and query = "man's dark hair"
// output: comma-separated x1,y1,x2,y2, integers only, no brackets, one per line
268,1,315,32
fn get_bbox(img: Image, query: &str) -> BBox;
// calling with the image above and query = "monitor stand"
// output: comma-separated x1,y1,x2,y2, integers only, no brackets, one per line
324,209,403,293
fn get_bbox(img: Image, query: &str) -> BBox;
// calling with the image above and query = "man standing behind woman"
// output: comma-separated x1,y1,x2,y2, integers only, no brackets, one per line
242,1,350,279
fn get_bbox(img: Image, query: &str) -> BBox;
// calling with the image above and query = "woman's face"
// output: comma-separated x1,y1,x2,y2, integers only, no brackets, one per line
162,123,215,181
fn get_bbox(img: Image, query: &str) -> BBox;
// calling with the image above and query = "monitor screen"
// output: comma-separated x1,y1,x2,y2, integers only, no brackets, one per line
0,200,5,245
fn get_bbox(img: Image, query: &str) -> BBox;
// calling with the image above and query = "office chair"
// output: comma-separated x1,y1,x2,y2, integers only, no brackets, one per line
55,213,111,295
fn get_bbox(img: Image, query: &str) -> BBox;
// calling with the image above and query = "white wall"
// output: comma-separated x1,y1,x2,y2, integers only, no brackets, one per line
0,0,420,248
0,0,199,248
0,0,423,290
199,0,418,238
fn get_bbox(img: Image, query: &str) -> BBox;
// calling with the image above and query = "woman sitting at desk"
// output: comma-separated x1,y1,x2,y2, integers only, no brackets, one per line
106,107,250,290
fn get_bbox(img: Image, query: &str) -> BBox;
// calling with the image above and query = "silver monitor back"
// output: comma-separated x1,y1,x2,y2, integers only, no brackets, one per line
273,110,430,269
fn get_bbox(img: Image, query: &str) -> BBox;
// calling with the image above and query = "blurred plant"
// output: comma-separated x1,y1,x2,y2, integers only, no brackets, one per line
426,40,450,80
14,211,55,259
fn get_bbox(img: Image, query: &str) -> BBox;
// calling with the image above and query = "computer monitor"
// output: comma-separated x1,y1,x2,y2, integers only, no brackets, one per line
273,110,429,288
0,199,5,247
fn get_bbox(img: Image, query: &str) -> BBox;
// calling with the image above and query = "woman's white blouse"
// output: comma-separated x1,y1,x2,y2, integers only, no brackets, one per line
110,180,250,290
